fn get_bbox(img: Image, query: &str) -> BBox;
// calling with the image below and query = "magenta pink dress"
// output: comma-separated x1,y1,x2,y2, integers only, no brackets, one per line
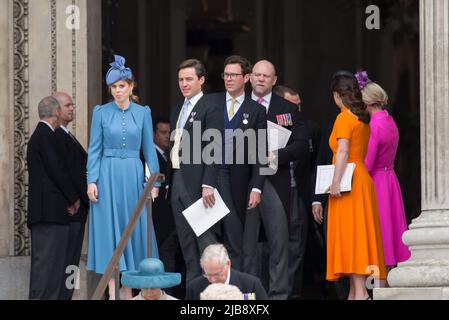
365,110,411,266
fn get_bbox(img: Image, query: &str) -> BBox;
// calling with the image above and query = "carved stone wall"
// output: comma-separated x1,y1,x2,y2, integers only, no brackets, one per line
13,0,30,257
0,0,102,299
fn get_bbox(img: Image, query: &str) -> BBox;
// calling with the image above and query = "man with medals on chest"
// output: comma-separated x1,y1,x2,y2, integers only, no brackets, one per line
244,60,309,299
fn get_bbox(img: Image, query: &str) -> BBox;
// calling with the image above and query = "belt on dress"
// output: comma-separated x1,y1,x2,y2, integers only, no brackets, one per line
372,165,394,172
103,148,140,159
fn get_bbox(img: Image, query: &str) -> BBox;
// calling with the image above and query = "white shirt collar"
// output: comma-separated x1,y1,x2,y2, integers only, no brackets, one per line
60,125,70,134
40,120,55,132
185,91,204,108
226,92,245,105
251,92,272,110
225,268,231,285
155,144,165,155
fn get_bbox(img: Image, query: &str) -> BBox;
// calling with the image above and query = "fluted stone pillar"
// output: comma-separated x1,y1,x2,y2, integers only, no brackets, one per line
375,0,449,300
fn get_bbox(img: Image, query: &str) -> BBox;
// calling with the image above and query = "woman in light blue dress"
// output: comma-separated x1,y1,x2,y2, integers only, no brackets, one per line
86,55,160,299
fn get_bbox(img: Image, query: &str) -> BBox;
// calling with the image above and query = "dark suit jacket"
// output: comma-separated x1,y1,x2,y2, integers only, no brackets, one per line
153,149,176,245
27,122,78,227
168,94,221,201
207,92,267,224
293,116,321,208
185,268,268,300
311,119,334,205
54,128,89,223
266,94,309,217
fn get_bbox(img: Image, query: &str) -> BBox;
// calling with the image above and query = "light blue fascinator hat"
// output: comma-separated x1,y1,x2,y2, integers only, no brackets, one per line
105,54,133,86
121,258,181,289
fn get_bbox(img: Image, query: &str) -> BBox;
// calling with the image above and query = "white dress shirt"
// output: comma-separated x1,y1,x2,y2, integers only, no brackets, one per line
226,92,245,119
251,92,273,113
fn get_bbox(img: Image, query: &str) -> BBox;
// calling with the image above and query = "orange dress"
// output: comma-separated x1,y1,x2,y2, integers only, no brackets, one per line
326,107,386,281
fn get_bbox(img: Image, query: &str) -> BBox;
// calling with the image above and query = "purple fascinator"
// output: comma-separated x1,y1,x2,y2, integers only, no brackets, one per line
105,55,133,86
355,71,372,90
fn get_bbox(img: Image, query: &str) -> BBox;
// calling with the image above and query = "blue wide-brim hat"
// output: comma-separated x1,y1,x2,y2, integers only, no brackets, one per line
105,54,133,86
121,258,181,289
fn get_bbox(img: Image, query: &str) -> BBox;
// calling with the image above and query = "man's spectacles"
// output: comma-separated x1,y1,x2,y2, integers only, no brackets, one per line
221,73,243,80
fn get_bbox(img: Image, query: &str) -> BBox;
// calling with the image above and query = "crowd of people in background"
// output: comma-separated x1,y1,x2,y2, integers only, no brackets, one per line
26,53,410,300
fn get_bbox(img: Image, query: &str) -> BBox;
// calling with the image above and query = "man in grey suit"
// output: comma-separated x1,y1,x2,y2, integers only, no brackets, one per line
244,61,309,300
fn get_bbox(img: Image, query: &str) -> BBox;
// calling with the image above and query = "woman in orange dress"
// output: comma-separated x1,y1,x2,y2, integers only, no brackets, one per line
326,71,386,300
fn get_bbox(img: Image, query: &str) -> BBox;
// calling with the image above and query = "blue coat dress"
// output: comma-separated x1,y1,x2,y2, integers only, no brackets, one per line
86,101,160,274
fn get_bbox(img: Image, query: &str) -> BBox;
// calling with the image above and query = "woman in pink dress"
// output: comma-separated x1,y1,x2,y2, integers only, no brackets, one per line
356,72,411,273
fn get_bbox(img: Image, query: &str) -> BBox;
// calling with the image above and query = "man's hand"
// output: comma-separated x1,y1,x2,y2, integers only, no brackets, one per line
87,183,98,202
67,199,80,216
248,191,261,210
268,151,276,165
312,203,324,225
202,187,216,208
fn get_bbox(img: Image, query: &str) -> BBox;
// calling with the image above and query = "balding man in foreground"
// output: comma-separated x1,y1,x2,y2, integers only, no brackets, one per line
186,244,267,300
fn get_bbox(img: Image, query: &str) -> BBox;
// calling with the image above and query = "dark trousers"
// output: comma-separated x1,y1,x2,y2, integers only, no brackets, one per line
171,170,217,283
243,180,289,300
29,223,70,300
288,187,309,299
59,221,85,300
217,168,244,271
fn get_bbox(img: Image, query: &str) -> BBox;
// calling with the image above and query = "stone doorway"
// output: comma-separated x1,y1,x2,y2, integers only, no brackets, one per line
99,0,421,300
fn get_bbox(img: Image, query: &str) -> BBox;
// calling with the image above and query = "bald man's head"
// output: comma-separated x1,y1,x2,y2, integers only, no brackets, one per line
250,60,278,98
53,92,74,127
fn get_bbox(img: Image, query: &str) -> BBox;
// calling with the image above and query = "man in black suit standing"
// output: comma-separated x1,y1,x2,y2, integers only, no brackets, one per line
243,61,309,300
52,92,88,300
272,85,321,299
27,96,80,299
150,118,186,297
186,244,267,300
207,55,267,272
169,59,221,283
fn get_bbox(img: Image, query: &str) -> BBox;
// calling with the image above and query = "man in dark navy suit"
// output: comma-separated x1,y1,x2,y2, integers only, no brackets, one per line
27,96,80,300
53,92,88,300
207,55,267,272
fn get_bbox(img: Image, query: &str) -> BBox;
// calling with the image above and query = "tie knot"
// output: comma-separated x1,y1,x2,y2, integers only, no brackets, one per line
257,97,265,105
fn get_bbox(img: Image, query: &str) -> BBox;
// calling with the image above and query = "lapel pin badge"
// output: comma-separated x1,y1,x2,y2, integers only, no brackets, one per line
189,112,197,123
243,113,249,125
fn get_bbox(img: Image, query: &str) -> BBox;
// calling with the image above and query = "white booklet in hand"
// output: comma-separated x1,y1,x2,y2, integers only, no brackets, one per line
315,163,356,195
182,189,230,237
267,121,292,152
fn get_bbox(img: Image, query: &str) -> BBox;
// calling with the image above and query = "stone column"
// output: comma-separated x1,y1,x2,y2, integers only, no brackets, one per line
375,0,449,300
